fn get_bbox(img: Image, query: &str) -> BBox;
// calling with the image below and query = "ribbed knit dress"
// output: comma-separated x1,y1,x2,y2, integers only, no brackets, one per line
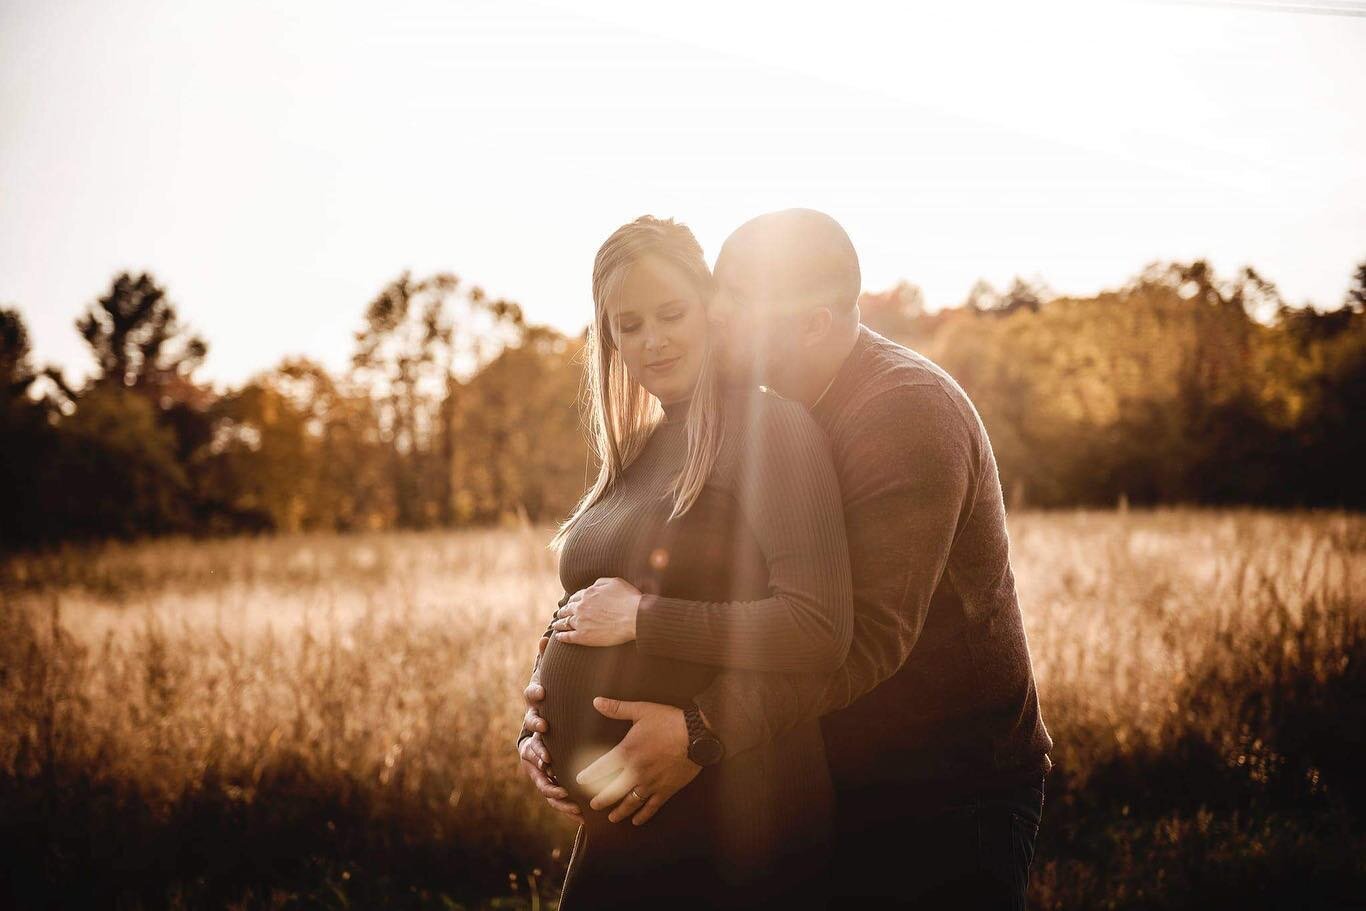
538,388,852,911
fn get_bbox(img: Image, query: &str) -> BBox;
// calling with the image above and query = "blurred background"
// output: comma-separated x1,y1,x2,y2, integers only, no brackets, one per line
1,1,1363,909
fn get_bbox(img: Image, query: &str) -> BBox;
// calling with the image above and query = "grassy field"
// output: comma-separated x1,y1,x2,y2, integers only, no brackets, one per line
1,510,1363,909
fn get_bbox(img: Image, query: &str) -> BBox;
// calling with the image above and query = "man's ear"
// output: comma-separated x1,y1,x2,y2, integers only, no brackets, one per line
801,307,833,348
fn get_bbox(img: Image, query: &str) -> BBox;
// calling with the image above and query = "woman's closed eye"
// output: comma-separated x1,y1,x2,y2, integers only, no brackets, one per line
619,310,683,334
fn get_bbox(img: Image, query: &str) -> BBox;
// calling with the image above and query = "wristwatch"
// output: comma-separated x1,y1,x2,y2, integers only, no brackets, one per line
683,703,725,766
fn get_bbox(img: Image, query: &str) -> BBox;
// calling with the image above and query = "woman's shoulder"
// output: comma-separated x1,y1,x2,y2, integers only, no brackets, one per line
716,386,830,466
724,385,822,429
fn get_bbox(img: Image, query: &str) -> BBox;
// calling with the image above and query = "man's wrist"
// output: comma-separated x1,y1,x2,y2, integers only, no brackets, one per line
694,687,772,761
683,702,725,766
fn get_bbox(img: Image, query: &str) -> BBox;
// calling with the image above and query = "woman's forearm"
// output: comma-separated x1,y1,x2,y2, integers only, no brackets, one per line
634,590,851,673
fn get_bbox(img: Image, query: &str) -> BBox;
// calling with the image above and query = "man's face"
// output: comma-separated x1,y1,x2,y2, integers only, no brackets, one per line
709,262,798,390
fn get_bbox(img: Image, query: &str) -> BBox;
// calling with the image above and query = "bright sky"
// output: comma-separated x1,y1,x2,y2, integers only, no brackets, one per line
2,0,1364,388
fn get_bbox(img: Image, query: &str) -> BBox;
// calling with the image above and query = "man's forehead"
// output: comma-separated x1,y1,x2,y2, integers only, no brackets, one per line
715,259,798,311
716,238,774,276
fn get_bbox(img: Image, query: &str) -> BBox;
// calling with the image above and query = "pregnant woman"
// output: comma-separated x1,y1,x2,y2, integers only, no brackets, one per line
518,216,852,910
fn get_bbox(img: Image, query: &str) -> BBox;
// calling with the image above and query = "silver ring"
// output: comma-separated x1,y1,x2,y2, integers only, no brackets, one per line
566,614,576,630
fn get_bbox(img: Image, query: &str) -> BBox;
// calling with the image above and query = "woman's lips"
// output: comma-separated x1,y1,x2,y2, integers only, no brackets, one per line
646,356,681,372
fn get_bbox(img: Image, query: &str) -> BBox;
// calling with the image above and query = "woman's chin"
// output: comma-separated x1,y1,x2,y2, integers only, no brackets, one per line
649,383,694,407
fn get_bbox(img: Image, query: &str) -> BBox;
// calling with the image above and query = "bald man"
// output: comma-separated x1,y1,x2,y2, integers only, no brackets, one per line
521,209,1052,908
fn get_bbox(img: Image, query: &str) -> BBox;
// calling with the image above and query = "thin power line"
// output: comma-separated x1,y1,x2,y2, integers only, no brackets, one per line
1144,0,1366,17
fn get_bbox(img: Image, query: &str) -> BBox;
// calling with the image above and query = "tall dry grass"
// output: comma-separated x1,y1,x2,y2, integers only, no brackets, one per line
1,510,1362,909
1009,510,1365,908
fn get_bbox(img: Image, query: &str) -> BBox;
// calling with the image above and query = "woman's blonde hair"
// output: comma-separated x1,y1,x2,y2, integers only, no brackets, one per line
551,216,725,549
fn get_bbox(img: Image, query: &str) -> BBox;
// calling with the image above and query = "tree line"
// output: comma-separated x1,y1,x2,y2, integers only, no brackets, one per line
0,271,585,548
2,258,1362,548
862,261,1364,509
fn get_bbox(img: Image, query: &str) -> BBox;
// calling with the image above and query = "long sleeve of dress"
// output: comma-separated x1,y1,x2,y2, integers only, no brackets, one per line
633,399,853,673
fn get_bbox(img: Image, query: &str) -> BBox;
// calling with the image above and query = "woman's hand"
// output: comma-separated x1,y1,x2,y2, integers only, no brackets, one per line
518,731,582,821
550,577,642,647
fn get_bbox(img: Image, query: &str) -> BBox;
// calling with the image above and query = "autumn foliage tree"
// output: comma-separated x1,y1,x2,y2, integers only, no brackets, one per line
865,259,1366,508
2,256,1361,549
447,326,587,524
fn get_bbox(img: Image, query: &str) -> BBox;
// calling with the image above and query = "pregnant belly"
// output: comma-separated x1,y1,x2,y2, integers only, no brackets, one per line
538,636,715,806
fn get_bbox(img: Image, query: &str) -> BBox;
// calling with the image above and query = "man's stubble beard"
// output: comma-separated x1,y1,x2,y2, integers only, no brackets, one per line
725,330,779,383
716,345,770,392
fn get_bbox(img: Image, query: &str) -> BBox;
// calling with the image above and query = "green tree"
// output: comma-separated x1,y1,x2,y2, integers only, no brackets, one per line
76,272,207,393
1345,260,1366,312
352,271,524,528
52,384,190,537
1,308,38,406
0,308,56,545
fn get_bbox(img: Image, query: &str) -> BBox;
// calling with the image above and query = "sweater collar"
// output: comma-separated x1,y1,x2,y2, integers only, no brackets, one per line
660,396,691,425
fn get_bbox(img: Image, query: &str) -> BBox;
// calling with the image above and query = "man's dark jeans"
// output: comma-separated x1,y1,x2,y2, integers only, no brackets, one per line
828,776,1045,909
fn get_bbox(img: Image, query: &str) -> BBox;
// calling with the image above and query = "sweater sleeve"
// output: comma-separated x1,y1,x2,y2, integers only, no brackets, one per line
633,398,854,673
691,383,979,757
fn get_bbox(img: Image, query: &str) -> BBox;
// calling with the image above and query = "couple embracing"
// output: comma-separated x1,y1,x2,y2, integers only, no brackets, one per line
516,209,1052,909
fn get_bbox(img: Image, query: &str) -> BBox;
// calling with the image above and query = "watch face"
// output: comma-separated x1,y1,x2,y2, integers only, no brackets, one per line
689,736,725,766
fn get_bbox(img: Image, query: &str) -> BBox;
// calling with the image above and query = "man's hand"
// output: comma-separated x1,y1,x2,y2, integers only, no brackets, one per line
517,638,581,821
550,578,642,647
576,697,701,826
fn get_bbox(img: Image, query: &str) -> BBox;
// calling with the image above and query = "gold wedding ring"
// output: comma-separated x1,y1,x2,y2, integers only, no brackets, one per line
629,787,647,802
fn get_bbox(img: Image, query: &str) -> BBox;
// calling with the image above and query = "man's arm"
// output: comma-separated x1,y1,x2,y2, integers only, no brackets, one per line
694,383,980,757
631,399,853,673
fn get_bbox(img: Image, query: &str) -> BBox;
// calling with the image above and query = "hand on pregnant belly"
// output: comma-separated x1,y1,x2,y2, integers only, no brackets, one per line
577,697,701,826
550,577,643,647
538,633,712,825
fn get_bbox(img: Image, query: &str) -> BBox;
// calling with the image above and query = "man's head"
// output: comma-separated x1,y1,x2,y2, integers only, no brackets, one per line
711,208,862,399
